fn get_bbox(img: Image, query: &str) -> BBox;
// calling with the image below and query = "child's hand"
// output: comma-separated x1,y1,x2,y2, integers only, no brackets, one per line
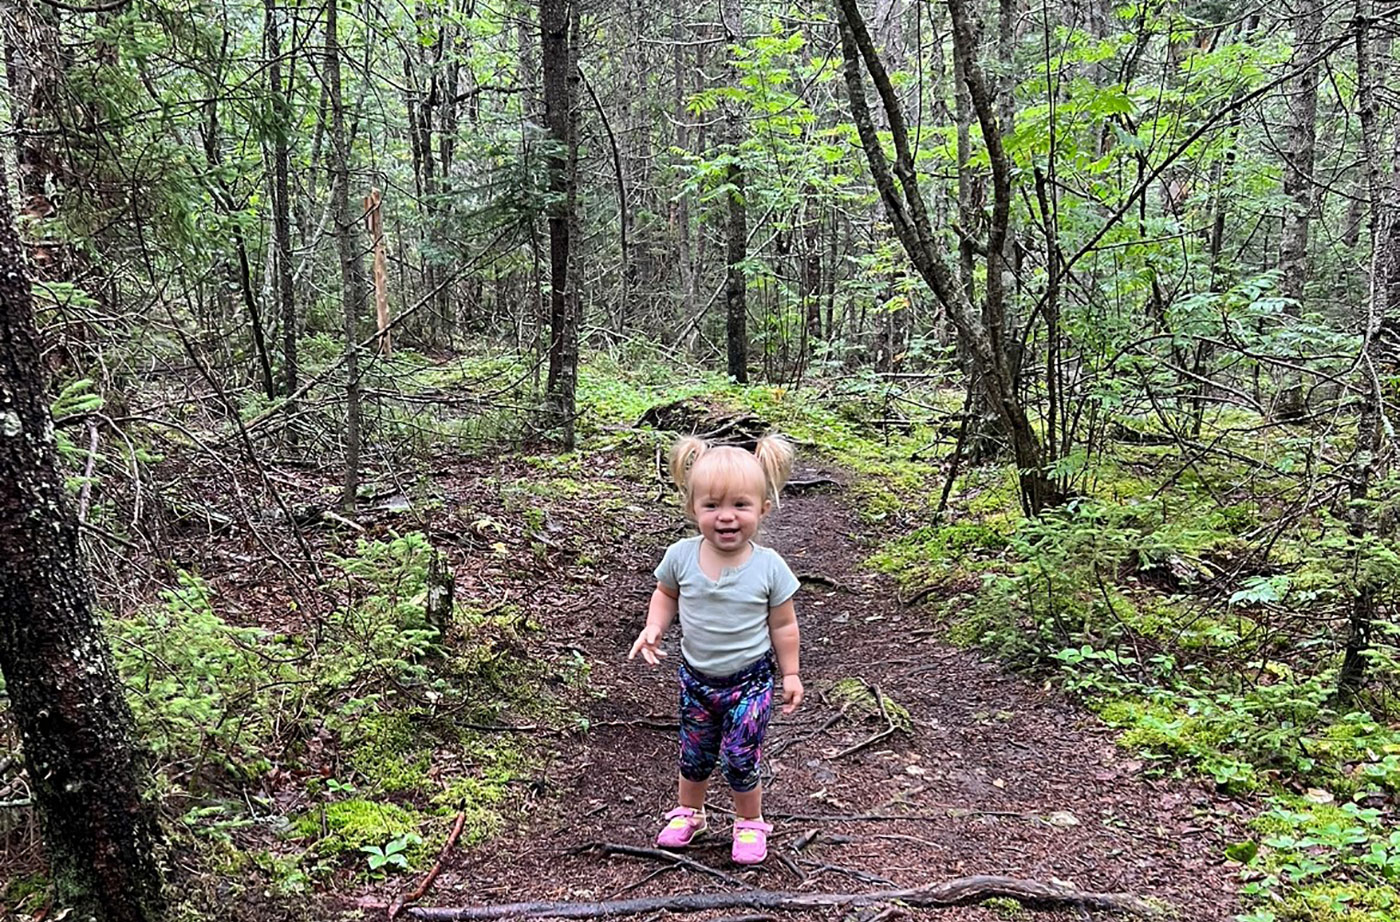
628,625,667,666
781,674,804,713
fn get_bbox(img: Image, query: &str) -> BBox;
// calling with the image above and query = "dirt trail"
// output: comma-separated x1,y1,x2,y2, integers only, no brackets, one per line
399,473,1243,920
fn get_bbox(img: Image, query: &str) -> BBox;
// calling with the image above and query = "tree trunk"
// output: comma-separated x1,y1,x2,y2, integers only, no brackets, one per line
0,158,165,922
326,0,365,510
834,0,1059,514
723,0,748,383
1339,0,1398,696
672,0,695,328
265,0,297,396
1276,0,1324,420
541,0,579,447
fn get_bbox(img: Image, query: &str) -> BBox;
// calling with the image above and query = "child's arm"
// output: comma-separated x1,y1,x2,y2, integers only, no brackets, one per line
629,583,678,665
768,598,803,713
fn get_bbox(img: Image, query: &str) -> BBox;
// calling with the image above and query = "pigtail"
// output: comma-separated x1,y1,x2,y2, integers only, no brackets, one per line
669,436,709,490
754,434,794,505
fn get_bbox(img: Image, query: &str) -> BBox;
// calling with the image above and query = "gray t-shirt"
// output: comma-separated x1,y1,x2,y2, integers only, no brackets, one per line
654,535,800,677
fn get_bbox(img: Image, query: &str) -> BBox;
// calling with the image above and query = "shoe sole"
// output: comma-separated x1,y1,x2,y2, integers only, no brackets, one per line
656,826,708,849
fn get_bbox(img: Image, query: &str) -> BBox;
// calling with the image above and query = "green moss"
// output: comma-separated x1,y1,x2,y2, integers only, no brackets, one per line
868,521,1010,584
430,776,509,845
979,896,1028,917
1271,883,1398,921
829,678,912,731
347,713,434,794
1,872,49,911
294,798,423,857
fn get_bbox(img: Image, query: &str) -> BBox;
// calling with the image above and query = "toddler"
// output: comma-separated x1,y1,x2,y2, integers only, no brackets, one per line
629,434,802,864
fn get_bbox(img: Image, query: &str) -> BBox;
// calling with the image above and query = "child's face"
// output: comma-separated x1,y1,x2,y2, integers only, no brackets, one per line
693,484,770,553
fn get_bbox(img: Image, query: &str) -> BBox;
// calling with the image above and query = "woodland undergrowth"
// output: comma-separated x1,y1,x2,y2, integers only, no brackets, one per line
3,344,1399,922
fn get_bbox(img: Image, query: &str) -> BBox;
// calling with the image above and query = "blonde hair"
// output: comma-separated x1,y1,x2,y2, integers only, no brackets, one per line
668,434,794,518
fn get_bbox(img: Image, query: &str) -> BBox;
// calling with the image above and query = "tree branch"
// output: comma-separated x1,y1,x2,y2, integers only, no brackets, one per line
406,876,1164,920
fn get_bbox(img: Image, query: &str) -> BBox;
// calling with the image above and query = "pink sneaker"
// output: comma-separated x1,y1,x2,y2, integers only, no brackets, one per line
731,818,772,864
655,807,707,848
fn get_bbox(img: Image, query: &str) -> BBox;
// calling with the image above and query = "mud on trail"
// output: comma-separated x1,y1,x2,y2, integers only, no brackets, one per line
370,470,1244,921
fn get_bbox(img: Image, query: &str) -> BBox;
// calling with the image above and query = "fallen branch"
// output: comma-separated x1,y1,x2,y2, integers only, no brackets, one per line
832,685,904,760
406,875,1164,920
798,859,894,886
794,573,852,592
388,811,467,919
783,477,840,494
575,841,752,890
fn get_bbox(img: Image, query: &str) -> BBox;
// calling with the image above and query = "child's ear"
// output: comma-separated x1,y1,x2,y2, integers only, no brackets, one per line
761,499,773,518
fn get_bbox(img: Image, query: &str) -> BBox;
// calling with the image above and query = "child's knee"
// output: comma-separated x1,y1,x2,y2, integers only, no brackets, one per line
680,751,718,782
720,743,762,791
723,761,761,792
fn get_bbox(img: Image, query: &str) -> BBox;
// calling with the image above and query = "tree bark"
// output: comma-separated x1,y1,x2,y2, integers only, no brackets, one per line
834,0,1059,514
406,875,1159,921
723,0,748,383
0,158,165,922
672,0,696,328
326,0,365,509
1276,0,1324,420
1339,0,1398,696
541,0,579,447
265,0,297,396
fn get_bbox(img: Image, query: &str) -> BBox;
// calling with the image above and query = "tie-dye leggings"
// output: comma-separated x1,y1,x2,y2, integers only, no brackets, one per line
677,653,775,793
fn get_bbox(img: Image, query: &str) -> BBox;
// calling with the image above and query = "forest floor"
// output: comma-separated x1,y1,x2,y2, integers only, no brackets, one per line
326,459,1246,921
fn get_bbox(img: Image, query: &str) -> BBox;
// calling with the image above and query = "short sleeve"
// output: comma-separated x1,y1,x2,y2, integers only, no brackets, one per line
768,551,800,606
654,541,683,590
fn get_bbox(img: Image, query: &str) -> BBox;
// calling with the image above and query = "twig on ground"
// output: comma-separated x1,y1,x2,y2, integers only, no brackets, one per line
798,859,895,886
454,717,676,735
897,585,937,608
794,573,852,592
856,906,906,922
790,829,819,852
575,841,753,890
613,865,674,896
775,853,806,882
831,685,904,760
870,833,943,849
388,811,468,919
764,811,949,823
783,477,841,494
406,875,1165,920
769,705,847,757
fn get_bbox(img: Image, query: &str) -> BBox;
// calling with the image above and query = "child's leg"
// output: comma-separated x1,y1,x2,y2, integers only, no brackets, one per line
719,666,776,864
679,775,709,810
732,785,761,820
719,667,775,817
657,666,724,848
678,666,723,791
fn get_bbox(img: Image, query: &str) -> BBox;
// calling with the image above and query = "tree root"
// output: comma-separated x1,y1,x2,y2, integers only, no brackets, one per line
574,841,753,890
406,876,1164,920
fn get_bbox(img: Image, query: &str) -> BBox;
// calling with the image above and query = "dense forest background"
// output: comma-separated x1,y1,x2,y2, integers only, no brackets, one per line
3,0,1400,918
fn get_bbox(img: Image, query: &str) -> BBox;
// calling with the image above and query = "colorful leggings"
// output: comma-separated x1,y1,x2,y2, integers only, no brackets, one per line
677,654,774,793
